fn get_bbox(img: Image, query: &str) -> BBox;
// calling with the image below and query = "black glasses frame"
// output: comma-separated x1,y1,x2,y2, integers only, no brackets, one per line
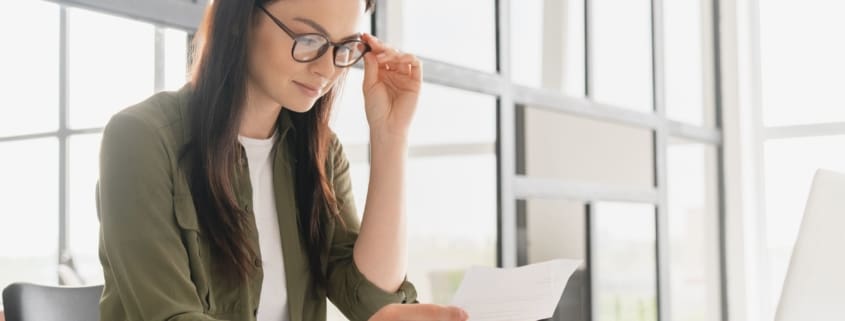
257,4,371,68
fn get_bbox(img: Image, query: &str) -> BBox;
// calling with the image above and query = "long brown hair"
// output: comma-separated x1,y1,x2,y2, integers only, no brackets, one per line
184,0,374,286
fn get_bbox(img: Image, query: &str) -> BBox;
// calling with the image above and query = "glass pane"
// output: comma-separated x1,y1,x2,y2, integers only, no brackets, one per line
760,1,845,126
411,84,497,146
164,28,188,91
664,0,714,127
523,199,589,321
592,202,657,321
0,0,59,137
361,12,372,35
407,155,497,304
332,69,369,146
522,106,654,189
68,134,104,284
68,8,155,129
511,0,585,96
0,138,59,300
395,0,496,72
590,0,653,112
667,138,721,321
763,135,845,304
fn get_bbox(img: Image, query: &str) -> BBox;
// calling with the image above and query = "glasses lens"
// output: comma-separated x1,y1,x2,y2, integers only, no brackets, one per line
293,34,329,61
335,41,368,67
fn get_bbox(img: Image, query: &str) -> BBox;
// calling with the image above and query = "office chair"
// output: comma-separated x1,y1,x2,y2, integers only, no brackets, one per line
1,283,102,321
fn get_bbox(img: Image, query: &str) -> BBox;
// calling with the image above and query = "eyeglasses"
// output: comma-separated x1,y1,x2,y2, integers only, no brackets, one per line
257,5,371,68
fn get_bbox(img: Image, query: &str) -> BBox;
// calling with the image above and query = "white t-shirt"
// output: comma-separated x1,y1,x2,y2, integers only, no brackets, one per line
238,133,289,321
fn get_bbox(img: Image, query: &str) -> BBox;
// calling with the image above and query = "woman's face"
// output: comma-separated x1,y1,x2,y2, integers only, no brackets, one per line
247,0,366,113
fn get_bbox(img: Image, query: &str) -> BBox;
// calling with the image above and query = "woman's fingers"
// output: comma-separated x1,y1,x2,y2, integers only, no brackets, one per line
379,53,422,76
376,50,405,74
361,33,422,80
363,33,390,53
364,33,407,67
375,48,402,63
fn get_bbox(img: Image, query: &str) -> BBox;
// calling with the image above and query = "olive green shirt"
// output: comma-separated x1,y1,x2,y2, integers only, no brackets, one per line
97,85,417,321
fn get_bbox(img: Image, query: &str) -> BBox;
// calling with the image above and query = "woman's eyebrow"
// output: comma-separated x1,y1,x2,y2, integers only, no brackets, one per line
293,17,361,42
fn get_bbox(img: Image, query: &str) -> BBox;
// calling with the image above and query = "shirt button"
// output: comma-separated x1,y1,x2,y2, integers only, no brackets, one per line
254,257,262,268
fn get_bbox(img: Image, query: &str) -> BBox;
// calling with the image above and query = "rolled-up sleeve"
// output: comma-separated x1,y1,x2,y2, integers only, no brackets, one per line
324,135,418,321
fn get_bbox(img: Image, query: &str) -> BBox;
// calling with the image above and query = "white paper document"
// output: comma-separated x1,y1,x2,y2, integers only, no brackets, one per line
450,259,582,321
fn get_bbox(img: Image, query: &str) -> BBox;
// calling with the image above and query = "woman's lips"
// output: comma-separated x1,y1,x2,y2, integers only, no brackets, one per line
293,81,320,97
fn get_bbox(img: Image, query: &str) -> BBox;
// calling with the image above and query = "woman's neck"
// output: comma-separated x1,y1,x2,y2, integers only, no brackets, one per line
239,84,282,139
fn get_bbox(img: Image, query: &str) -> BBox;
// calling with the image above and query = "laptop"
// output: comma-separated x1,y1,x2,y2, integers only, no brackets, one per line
775,169,845,321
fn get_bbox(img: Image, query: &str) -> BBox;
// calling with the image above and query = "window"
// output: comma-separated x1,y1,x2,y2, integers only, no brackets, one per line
406,84,498,304
513,1,723,319
0,1,191,296
164,28,189,91
0,0,62,299
0,0,60,137
0,138,60,294
751,1,845,317
511,0,586,96
67,7,156,129
590,0,653,112
388,0,496,72
68,134,104,284
592,202,657,321
333,69,371,147
407,155,497,303
759,0,845,126
664,0,715,127
667,138,721,321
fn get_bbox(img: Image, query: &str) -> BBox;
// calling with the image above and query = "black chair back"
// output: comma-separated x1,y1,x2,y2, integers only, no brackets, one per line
2,283,102,321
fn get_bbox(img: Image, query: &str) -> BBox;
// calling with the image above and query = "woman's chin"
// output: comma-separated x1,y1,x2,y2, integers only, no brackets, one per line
282,99,318,113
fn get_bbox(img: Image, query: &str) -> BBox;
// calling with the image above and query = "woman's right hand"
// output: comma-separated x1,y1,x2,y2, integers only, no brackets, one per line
369,304,469,321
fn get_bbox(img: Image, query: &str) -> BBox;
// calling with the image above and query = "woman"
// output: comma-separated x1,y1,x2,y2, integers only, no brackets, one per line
96,0,467,320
